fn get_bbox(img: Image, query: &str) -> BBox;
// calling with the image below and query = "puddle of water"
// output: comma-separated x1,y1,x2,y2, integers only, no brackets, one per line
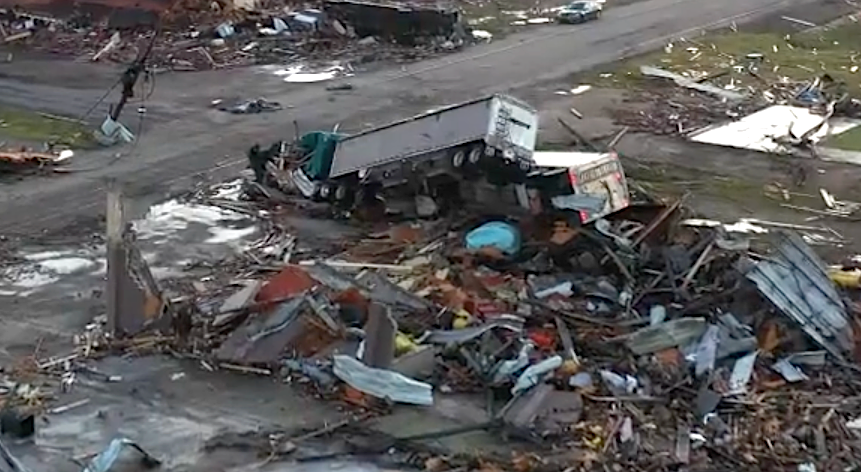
3,269,59,289
0,247,104,295
36,257,96,274
1,179,261,298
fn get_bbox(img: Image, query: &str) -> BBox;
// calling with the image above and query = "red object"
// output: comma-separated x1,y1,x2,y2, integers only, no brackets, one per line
528,329,556,351
255,265,318,308
465,298,506,319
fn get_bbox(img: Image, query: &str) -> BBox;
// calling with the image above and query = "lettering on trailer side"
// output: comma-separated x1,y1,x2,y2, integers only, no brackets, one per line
578,160,620,183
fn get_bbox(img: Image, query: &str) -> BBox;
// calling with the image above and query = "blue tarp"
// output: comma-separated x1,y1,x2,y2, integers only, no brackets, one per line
465,221,522,256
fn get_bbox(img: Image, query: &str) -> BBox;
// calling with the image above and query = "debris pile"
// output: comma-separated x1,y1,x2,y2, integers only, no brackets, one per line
610,86,761,136
0,0,472,72
0,148,73,175
21,178,861,471
605,22,861,151
614,66,861,140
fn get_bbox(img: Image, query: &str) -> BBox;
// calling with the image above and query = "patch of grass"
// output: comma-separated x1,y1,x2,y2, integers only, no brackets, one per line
625,160,786,212
0,106,95,149
591,20,861,90
826,125,861,151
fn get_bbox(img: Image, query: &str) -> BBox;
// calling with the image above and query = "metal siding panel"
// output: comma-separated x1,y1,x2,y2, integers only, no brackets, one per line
330,99,493,177
743,231,851,359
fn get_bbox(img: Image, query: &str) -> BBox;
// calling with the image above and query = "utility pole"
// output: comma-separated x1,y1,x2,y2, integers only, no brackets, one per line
105,180,125,337
110,27,159,123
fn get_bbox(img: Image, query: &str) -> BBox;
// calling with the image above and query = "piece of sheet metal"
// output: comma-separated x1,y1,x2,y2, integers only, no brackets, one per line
0,437,29,472
742,231,852,360
333,355,433,405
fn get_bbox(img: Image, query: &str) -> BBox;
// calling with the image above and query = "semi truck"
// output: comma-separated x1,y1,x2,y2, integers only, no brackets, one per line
286,94,539,205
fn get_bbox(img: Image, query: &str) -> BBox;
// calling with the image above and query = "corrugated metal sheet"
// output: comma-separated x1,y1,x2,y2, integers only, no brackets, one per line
743,231,853,359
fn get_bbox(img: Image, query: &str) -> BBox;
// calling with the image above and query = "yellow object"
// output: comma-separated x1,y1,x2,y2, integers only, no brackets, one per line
452,309,472,329
829,266,861,289
559,359,580,376
584,435,603,450
395,332,418,355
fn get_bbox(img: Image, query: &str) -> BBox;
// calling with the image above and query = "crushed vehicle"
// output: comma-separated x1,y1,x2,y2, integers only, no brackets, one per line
522,150,630,223
281,94,539,206
556,1,603,24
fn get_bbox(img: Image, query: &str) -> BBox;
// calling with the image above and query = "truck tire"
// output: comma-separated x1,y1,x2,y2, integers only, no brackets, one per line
335,183,351,201
467,145,483,164
452,149,466,168
518,160,531,172
319,184,332,200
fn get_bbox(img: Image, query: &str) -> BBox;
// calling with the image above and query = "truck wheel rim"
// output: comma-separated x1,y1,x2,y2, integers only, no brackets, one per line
321,185,331,197
336,185,347,200
452,151,466,167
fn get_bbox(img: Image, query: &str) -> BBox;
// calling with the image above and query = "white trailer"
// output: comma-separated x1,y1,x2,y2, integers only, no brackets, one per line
290,94,539,204
329,94,538,179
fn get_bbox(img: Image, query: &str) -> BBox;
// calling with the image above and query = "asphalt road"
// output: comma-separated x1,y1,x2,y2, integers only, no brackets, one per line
0,0,821,236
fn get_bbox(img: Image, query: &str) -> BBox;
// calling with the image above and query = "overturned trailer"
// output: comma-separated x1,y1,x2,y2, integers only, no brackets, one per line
286,94,539,206
323,0,463,42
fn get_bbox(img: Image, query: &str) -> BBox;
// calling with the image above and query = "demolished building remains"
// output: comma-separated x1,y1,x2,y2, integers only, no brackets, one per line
4,83,861,472
0,0,472,72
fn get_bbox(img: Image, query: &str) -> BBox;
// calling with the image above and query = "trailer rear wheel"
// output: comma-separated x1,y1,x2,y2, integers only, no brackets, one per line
335,184,351,201
452,150,466,168
467,145,483,164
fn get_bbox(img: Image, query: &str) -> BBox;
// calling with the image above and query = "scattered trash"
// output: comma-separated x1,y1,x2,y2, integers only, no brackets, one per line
218,98,283,114
0,148,73,174
772,358,809,382
0,2,476,73
625,318,707,355
640,65,747,101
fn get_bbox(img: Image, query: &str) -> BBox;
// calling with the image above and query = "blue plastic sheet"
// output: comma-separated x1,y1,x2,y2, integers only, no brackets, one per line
465,221,521,256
